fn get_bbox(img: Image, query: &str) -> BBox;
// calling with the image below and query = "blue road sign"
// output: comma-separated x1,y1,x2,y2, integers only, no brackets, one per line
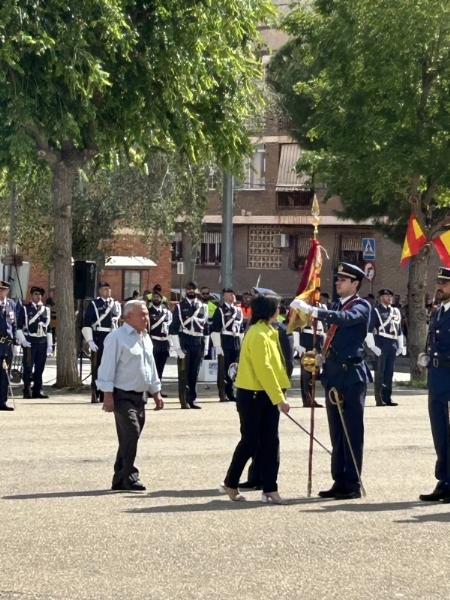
362,238,376,260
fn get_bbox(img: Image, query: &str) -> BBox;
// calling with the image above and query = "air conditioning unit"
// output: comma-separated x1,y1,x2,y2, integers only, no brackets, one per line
273,234,290,248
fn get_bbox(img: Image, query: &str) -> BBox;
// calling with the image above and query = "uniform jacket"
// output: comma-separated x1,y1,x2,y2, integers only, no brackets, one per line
0,298,16,356
369,303,402,354
210,303,244,351
169,298,209,347
427,305,450,402
317,295,372,388
17,302,50,344
235,320,291,405
83,297,121,333
148,305,172,352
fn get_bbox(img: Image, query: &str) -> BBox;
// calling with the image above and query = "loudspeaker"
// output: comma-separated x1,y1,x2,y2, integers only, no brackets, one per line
73,260,97,300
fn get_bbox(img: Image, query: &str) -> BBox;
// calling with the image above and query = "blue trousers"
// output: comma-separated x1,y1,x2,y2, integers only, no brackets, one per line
0,345,12,405
325,382,366,492
428,394,450,487
224,389,280,493
374,352,396,404
23,342,47,394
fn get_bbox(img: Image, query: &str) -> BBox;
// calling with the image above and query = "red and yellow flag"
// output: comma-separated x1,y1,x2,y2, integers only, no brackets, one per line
432,230,450,267
287,238,322,332
400,215,427,267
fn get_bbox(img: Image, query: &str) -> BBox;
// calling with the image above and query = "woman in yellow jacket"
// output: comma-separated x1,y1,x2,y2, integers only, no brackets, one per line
221,295,290,504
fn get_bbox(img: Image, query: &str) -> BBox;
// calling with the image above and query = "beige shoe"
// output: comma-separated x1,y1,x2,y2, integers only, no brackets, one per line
219,482,246,502
261,491,285,505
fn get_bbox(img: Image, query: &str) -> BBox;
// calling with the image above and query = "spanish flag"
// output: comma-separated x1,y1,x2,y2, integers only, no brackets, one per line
400,215,427,267
287,238,322,332
432,230,450,267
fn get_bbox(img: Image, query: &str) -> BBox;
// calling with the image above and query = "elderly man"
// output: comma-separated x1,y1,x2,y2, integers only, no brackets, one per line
97,300,164,491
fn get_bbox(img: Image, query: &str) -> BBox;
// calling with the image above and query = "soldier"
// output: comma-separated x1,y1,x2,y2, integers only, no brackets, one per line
16,286,52,399
148,288,172,398
146,284,168,308
419,267,450,503
298,317,325,409
238,291,252,327
291,262,372,500
169,281,209,409
82,281,121,403
366,288,404,407
210,288,244,402
0,281,16,411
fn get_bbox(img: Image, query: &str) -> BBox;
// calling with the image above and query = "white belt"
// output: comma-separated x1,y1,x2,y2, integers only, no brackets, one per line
26,333,46,338
181,330,203,337
151,335,169,341
95,327,112,333
222,331,240,337
377,332,397,339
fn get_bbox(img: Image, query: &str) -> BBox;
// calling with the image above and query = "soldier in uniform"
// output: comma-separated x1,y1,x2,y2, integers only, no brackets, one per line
146,284,168,308
16,286,52,399
210,288,244,402
82,281,121,403
298,317,325,408
366,288,404,406
419,267,450,502
148,288,172,398
0,281,16,411
291,262,372,500
169,281,209,409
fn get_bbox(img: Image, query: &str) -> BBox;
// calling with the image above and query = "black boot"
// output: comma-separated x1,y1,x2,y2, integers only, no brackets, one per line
23,385,32,399
32,391,49,399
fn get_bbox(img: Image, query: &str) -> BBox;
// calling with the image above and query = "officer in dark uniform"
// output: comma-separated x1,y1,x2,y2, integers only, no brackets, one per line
0,281,16,411
366,288,404,406
148,288,172,397
210,288,244,402
17,286,52,399
297,309,325,408
419,267,450,502
82,281,121,403
146,284,169,308
169,281,209,409
291,262,372,500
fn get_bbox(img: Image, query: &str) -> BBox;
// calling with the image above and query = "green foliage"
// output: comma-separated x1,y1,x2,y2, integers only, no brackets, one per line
268,0,450,238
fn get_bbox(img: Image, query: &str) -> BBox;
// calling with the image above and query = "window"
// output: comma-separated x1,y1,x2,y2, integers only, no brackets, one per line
248,225,282,269
198,232,221,266
277,190,314,210
333,234,366,269
288,235,311,270
171,233,183,262
123,270,142,300
237,144,266,190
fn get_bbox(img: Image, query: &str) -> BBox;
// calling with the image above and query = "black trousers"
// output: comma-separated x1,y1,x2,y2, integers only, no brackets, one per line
112,388,146,486
184,346,203,405
0,344,12,405
23,342,47,394
224,389,280,493
300,365,313,406
91,331,109,400
218,347,239,401
428,394,450,486
373,353,396,404
325,382,366,492
153,350,169,381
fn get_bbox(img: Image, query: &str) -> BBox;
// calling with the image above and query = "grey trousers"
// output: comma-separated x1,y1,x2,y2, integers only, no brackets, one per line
112,388,146,486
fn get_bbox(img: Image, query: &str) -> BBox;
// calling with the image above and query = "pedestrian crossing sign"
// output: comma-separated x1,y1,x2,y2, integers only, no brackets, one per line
362,238,376,260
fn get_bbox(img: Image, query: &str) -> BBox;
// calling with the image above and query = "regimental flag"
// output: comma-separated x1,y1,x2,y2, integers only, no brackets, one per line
432,230,450,267
400,215,427,267
287,238,322,333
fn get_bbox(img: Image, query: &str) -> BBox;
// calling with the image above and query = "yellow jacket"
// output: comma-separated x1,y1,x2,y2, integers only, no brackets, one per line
235,320,291,405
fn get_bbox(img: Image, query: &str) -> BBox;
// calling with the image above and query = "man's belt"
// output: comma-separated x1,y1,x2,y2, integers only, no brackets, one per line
151,335,169,341
26,333,46,338
377,332,397,340
94,327,112,333
328,351,363,369
432,357,450,368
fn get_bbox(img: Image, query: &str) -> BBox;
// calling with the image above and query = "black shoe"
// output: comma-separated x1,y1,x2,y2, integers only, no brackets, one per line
32,392,49,399
227,397,237,403
334,490,362,500
112,479,146,491
238,481,262,490
318,487,346,499
23,388,31,399
219,398,229,402
384,401,398,406
181,404,190,409
189,403,202,409
303,401,324,408
0,404,14,411
419,486,450,502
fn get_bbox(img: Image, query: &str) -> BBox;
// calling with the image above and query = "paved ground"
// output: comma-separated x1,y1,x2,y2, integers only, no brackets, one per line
1,362,448,600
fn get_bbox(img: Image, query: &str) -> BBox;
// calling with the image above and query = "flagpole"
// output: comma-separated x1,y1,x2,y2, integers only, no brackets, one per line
307,193,321,497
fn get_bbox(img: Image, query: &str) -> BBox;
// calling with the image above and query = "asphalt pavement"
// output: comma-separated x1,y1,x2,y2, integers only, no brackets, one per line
1,360,448,600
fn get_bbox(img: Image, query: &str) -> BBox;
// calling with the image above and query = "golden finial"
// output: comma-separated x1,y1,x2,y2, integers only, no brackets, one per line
310,192,321,240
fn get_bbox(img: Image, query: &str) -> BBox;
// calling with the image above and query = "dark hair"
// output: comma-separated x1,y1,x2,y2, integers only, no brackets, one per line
279,304,287,316
249,295,279,325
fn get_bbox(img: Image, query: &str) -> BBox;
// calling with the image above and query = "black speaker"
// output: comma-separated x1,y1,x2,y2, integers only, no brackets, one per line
73,260,97,300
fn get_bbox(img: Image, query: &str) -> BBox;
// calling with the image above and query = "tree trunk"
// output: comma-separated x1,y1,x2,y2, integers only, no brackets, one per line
182,232,198,283
51,162,80,387
407,244,430,382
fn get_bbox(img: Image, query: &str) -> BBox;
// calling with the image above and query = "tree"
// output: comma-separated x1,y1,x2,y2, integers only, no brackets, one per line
268,0,450,380
0,0,274,386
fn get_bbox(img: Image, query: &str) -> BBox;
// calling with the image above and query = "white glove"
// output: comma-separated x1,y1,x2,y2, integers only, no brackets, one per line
47,346,53,356
295,344,306,357
290,299,313,315
21,340,31,348
369,346,382,357
176,348,186,359
316,354,325,368
13,345,20,357
88,340,98,352
396,335,406,356
203,336,210,357
215,346,224,356
417,353,430,367
396,348,403,356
